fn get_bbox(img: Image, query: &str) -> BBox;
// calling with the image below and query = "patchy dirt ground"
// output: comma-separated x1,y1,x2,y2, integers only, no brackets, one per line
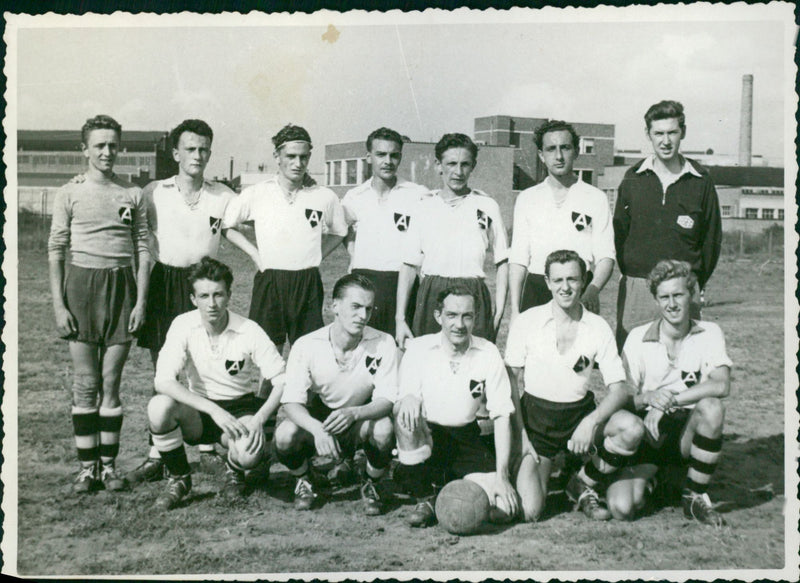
7,237,792,577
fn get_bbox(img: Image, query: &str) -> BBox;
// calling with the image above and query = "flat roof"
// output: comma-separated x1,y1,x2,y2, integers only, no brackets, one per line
18,130,167,152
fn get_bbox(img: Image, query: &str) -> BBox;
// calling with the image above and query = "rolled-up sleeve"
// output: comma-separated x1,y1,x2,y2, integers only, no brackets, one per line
591,196,616,264
325,190,349,237
250,324,286,382
508,194,530,268
155,319,189,386
281,339,313,405
48,188,72,262
222,187,254,229
596,322,626,386
372,336,400,403
489,200,509,265
398,340,424,399
484,347,514,419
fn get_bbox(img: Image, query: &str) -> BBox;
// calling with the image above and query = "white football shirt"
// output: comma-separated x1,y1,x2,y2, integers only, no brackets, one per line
505,301,625,403
223,176,348,270
281,325,400,409
342,179,430,272
155,310,285,401
146,177,235,268
399,333,514,427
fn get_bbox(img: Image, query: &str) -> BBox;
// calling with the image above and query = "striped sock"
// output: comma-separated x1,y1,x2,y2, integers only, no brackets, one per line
152,426,191,477
99,406,123,465
685,433,722,494
72,407,99,466
579,436,633,489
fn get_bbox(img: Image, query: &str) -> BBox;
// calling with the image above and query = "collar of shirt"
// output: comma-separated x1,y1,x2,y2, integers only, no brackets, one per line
641,318,706,342
304,322,383,344
352,178,424,196
426,331,490,355
540,299,592,329
636,155,703,178
188,309,247,336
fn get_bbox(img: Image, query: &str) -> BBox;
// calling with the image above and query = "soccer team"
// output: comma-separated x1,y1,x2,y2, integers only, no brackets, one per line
47,98,730,530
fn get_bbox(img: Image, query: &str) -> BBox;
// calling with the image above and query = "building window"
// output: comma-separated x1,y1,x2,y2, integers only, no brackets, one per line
345,160,358,185
721,205,732,218
362,159,372,181
577,169,593,184
580,138,595,155
745,208,758,219
778,209,785,220
332,161,342,186
761,208,774,220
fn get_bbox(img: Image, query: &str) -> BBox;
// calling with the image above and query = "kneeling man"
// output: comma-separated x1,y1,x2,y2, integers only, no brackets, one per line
606,259,730,527
274,274,398,514
505,250,644,521
149,257,286,509
394,286,529,527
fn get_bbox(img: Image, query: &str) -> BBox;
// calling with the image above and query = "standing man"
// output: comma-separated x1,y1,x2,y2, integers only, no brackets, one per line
606,260,730,527
148,257,286,509
274,274,398,515
396,133,509,347
614,100,722,348
128,119,262,484
505,250,644,521
393,286,531,527
224,124,348,352
341,127,429,336
509,120,615,317
48,115,150,493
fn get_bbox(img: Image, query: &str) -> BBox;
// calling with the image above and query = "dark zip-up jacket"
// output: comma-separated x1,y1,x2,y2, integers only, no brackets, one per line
613,157,722,288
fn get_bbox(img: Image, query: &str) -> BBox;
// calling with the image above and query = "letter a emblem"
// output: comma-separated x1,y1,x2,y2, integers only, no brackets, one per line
118,207,133,225
394,213,411,232
305,208,322,228
681,370,700,387
365,355,382,375
571,212,592,232
225,359,245,376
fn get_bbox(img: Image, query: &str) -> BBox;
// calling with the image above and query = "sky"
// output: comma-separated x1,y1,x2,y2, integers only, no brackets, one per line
9,5,795,179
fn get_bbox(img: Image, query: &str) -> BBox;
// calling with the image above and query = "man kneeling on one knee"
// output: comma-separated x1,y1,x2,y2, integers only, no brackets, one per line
394,285,533,527
505,249,645,522
606,259,731,527
149,257,286,510
274,274,399,515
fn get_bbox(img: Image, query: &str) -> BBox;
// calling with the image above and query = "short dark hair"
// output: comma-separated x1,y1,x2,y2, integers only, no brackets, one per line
644,100,686,132
272,124,313,150
332,273,375,301
434,285,477,313
647,259,697,297
81,115,121,145
188,256,234,294
534,120,580,150
544,249,587,279
366,127,404,152
434,133,478,163
170,119,214,149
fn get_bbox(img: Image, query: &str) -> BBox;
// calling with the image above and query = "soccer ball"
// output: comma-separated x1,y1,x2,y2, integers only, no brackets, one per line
435,479,491,535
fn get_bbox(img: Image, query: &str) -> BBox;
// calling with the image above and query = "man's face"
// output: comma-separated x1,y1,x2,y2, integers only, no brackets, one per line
655,276,692,328
545,260,584,310
436,147,475,193
173,132,212,178
82,129,119,174
538,130,576,178
190,278,231,327
647,117,684,164
367,139,402,182
332,285,375,336
274,141,311,184
435,294,475,348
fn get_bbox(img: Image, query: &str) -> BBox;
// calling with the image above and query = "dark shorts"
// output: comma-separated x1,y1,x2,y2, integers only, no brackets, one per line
428,421,496,483
632,408,692,467
137,262,194,351
187,393,268,446
520,391,597,459
249,267,324,348
352,268,418,337
520,270,594,312
63,264,137,346
412,275,494,341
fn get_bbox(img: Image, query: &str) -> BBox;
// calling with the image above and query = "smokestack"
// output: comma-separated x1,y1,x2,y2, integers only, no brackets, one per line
229,156,234,181
738,74,753,167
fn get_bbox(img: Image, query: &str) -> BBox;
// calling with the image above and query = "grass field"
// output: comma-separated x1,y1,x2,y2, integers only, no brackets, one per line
8,229,793,577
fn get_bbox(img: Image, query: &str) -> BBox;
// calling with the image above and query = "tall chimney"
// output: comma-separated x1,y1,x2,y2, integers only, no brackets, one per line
738,74,753,166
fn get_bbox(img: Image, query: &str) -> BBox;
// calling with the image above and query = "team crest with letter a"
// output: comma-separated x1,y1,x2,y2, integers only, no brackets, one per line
573,355,591,373
118,206,133,225
476,209,492,230
305,208,323,228
571,212,592,232
394,213,411,232
209,216,222,235
469,379,485,399
225,359,245,376
681,369,701,387
365,355,382,375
